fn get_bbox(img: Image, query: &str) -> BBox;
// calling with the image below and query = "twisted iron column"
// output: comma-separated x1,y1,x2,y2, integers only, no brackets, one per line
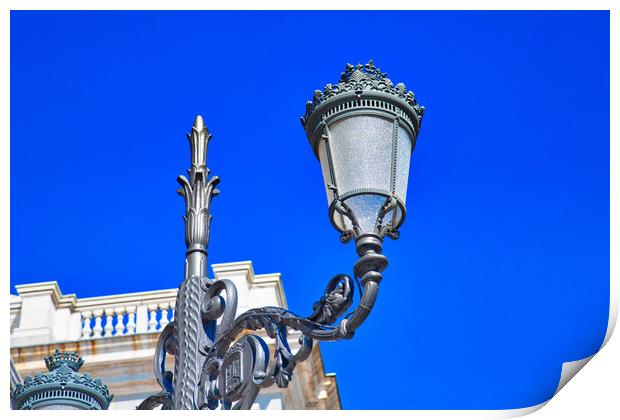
172,116,220,409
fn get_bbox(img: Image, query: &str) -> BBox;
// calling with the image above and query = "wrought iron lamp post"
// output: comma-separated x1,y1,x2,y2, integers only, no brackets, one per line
138,60,424,410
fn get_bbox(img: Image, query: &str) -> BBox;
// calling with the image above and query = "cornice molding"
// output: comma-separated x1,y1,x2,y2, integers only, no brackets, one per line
74,289,179,311
14,281,77,309
212,261,288,308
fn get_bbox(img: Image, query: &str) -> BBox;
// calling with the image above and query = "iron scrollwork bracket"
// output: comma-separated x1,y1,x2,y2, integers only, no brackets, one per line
139,258,386,410
138,217,388,409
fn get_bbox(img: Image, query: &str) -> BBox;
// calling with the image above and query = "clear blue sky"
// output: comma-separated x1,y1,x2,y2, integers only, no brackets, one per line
11,11,609,409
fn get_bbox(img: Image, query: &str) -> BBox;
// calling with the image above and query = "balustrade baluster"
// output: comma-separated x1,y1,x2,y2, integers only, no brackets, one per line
81,311,93,339
126,306,137,334
92,310,104,338
104,308,114,337
115,307,126,336
147,304,159,332
159,303,170,330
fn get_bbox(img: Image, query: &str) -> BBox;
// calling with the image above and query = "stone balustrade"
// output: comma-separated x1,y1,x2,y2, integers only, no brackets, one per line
78,299,175,340
10,282,178,346
10,261,286,348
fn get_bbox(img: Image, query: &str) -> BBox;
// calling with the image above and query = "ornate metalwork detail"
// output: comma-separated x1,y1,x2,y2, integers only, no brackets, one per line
177,115,220,251
376,196,400,240
152,322,176,394
307,274,354,325
140,115,393,410
301,60,425,128
12,349,113,410
335,194,401,244
173,275,209,409
136,391,173,410
142,248,382,410
44,348,85,371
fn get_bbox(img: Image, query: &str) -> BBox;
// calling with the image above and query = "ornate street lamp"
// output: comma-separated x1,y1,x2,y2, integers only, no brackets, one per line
11,349,113,410
301,60,423,245
138,60,424,410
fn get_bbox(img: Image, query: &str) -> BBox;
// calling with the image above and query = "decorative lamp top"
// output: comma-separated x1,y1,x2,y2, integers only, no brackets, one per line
11,349,113,410
301,60,425,130
44,349,84,371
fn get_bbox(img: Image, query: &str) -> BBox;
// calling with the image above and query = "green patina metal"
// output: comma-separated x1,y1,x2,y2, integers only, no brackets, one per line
11,349,113,410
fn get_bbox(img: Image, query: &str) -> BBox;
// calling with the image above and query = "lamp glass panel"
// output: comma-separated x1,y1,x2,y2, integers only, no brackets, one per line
342,194,394,233
395,125,413,204
328,115,393,195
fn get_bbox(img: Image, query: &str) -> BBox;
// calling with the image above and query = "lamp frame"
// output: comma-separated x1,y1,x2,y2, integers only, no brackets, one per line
302,62,423,241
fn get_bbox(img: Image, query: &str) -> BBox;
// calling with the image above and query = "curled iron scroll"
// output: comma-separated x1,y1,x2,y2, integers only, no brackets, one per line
137,322,177,409
154,322,176,393
201,279,238,339
142,263,366,410
191,272,355,410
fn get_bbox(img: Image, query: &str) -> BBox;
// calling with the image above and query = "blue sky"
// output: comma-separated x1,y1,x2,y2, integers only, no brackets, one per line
11,11,609,409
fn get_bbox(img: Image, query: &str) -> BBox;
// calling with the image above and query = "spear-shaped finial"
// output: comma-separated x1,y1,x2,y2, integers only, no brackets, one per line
177,115,220,257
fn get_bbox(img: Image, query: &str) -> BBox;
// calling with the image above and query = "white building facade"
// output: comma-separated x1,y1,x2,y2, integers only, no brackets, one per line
10,261,341,410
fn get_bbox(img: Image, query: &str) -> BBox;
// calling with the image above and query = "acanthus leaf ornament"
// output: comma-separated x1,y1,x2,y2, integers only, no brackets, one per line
177,115,220,252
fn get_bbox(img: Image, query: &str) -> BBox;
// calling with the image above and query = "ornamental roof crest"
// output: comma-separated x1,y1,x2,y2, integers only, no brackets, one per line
301,60,425,128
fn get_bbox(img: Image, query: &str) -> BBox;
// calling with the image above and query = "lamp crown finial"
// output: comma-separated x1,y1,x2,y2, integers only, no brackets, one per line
44,348,84,372
301,60,424,130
